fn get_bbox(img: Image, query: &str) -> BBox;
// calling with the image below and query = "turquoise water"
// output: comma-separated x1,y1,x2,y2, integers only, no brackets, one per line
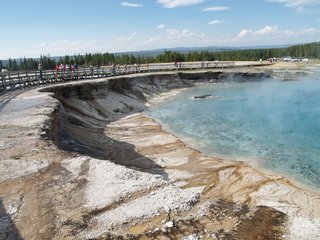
146,71,320,188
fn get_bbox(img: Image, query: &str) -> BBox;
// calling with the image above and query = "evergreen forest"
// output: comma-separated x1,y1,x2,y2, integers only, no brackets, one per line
0,42,319,71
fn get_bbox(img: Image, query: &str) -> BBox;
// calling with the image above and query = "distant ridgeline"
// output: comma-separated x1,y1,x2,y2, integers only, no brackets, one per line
1,41,319,71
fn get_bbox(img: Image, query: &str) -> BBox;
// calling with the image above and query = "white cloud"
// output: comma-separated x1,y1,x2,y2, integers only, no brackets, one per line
202,6,230,11
237,25,320,40
164,28,206,44
158,24,166,29
30,39,99,57
301,27,317,34
116,32,138,42
283,27,320,37
253,25,279,35
166,28,193,37
108,28,209,52
284,29,295,36
157,0,204,8
237,26,279,38
129,32,138,40
140,37,160,45
234,25,320,45
7,24,319,59
37,41,48,48
238,29,253,38
208,20,224,25
267,0,320,10
132,25,319,51
21,28,209,58
121,2,143,7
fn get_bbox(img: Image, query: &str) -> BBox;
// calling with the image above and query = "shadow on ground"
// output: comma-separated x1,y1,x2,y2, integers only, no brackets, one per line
0,199,23,240
53,96,168,180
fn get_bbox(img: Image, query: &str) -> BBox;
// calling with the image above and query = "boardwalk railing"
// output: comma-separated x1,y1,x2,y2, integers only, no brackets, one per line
0,61,235,92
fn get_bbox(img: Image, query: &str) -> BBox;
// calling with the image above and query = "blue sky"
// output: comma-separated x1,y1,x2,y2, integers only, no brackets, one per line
1,0,320,59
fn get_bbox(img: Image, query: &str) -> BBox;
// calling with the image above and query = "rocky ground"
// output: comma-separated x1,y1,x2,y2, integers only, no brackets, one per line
1,63,320,239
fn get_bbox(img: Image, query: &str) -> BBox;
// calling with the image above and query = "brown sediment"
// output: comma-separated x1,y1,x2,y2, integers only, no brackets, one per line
126,199,287,240
101,112,289,239
1,66,320,239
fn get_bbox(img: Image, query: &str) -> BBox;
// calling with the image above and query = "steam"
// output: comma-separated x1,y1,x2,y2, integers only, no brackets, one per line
148,70,320,187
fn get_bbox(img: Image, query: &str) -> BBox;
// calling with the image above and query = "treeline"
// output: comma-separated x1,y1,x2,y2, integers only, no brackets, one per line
154,41,320,62
1,42,319,71
0,55,56,71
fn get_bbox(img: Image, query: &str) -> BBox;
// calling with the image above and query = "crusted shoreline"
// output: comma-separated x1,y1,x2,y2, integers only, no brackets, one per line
1,66,320,239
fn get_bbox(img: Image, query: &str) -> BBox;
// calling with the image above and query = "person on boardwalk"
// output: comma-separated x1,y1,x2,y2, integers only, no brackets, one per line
38,63,43,80
1,67,8,78
1,67,8,91
90,65,94,77
110,63,116,75
55,64,59,79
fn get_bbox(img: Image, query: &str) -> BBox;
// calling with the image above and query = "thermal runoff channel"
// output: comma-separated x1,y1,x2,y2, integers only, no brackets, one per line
147,72,320,189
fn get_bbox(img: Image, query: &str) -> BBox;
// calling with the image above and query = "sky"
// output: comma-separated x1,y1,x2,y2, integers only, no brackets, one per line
1,0,320,59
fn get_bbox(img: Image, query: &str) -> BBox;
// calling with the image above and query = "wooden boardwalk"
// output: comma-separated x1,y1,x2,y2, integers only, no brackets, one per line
0,61,266,93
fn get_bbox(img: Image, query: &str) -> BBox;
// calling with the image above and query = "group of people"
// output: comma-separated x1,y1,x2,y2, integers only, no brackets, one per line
55,63,78,73
1,62,145,89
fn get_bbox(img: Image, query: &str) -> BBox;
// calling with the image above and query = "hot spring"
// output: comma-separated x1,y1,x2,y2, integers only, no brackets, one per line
146,70,320,189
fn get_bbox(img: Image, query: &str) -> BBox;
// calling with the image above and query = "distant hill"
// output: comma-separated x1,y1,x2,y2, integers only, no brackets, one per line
114,44,295,57
114,46,240,57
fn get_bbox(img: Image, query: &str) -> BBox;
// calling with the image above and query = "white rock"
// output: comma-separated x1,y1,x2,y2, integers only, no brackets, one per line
0,159,49,182
163,221,174,228
8,204,17,215
182,234,199,240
